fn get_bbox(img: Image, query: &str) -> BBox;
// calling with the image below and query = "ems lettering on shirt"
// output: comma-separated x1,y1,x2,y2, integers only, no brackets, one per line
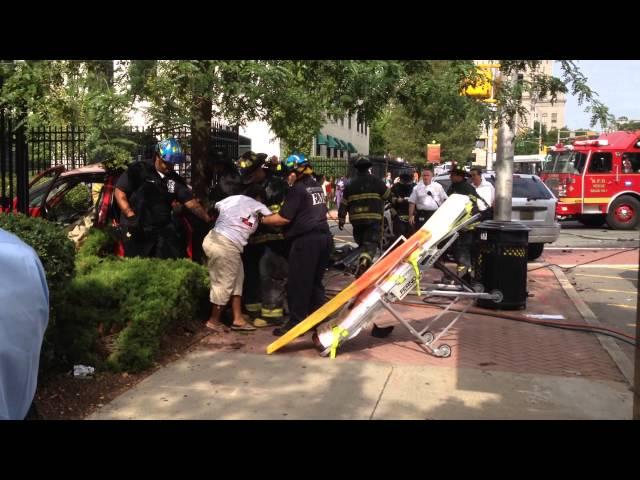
308,186,326,206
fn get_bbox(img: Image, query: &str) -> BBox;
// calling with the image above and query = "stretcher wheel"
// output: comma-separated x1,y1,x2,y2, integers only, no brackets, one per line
472,282,484,293
423,331,434,344
490,290,504,303
436,344,452,358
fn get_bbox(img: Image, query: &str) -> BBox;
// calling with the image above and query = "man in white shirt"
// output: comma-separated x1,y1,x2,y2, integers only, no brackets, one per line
469,167,495,212
202,185,273,332
408,167,448,230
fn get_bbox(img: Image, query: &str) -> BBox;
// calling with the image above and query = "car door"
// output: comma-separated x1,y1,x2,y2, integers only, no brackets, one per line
583,150,614,214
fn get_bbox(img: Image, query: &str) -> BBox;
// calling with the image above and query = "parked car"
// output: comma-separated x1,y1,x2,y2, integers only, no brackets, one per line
382,172,560,261
1,164,198,258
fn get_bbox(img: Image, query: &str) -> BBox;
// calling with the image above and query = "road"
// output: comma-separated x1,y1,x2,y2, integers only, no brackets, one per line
544,221,638,367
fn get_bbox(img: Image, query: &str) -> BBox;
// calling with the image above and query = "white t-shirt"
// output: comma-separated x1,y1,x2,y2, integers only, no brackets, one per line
473,179,495,211
408,181,448,211
214,195,272,248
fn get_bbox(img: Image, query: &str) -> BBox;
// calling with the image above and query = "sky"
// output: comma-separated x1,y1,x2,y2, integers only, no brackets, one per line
553,60,640,130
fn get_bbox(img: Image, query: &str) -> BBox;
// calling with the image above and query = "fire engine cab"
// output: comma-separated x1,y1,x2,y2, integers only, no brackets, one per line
540,130,640,230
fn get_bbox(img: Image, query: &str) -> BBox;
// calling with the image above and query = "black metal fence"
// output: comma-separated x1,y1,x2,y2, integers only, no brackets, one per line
25,123,239,184
1,119,239,215
0,110,29,213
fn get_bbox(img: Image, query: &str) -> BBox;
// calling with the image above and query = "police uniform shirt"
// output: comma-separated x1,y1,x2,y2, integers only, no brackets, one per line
408,181,448,211
115,159,193,225
279,176,329,239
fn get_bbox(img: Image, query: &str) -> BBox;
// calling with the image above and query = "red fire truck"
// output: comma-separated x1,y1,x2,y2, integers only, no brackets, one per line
540,130,640,230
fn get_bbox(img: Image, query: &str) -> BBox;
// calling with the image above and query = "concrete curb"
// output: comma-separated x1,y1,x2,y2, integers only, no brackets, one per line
549,265,634,385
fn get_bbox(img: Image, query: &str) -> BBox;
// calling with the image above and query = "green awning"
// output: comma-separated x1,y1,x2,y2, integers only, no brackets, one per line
347,142,357,153
338,139,349,150
326,135,338,148
316,133,327,145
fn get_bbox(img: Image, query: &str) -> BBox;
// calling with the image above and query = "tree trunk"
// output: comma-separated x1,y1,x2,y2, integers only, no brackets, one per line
190,96,212,201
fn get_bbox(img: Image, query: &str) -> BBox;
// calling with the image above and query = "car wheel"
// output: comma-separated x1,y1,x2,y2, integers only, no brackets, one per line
578,214,606,227
527,243,544,261
607,195,640,230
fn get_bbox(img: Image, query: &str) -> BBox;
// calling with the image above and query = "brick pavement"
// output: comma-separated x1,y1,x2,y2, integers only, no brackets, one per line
197,265,627,384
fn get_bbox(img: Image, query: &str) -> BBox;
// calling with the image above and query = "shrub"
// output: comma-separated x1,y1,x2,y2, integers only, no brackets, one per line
60,229,209,371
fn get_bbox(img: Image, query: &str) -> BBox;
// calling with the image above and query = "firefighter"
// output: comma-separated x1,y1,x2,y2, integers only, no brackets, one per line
261,154,333,337
446,167,480,283
237,151,290,328
114,137,212,259
389,172,415,242
338,156,393,338
338,156,391,277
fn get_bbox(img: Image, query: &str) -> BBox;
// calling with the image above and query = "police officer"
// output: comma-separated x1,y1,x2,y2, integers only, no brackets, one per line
447,167,480,282
389,172,415,242
237,151,290,328
261,154,332,337
338,156,391,277
114,138,212,259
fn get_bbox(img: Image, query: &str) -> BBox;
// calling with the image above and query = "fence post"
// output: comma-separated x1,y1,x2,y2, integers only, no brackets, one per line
15,113,29,214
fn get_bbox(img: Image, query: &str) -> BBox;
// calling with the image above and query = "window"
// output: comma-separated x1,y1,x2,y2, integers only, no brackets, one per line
340,117,344,126
326,147,332,158
622,152,640,173
511,176,553,200
334,148,338,158
365,123,368,135
551,113,557,124
348,115,352,129
339,150,343,158
588,152,613,173
316,142,321,156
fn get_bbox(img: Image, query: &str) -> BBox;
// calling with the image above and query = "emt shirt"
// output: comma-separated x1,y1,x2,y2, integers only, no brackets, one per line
408,181,448,211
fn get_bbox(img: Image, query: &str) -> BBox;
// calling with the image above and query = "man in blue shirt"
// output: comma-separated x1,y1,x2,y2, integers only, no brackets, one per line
0,228,49,420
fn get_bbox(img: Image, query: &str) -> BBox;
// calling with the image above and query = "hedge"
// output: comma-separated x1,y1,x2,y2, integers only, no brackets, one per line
58,229,210,372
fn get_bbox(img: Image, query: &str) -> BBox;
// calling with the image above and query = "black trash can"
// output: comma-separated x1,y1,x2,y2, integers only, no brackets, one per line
472,220,530,310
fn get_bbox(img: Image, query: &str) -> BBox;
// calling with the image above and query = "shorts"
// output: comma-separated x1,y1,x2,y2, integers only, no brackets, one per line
202,230,244,306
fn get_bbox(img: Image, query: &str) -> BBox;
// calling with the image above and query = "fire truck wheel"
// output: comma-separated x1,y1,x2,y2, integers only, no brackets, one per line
578,214,606,227
527,243,544,261
607,195,640,230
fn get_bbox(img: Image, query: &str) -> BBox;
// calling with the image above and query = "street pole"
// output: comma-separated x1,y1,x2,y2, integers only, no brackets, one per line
494,70,517,222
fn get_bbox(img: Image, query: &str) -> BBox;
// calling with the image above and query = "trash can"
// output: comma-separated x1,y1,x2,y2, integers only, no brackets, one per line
472,220,530,310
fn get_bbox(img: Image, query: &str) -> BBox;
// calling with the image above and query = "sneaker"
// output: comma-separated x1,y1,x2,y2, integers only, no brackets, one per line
253,317,284,328
273,320,299,337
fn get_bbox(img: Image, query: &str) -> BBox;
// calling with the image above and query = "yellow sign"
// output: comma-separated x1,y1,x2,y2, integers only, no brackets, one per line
463,66,493,99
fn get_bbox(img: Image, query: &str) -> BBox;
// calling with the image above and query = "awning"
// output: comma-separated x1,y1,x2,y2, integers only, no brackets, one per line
326,135,339,148
316,133,327,145
347,142,357,153
338,139,349,150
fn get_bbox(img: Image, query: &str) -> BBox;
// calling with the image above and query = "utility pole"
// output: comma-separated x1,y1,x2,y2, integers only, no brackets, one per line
493,70,517,222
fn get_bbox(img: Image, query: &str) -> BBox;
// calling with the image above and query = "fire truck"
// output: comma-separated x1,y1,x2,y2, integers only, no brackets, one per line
540,130,640,230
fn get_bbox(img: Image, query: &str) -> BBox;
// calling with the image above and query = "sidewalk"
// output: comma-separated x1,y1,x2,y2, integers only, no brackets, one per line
88,253,635,420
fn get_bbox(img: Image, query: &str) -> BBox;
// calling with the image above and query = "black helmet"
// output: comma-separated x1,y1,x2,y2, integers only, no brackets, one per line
354,156,372,169
399,173,413,184
237,151,266,184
